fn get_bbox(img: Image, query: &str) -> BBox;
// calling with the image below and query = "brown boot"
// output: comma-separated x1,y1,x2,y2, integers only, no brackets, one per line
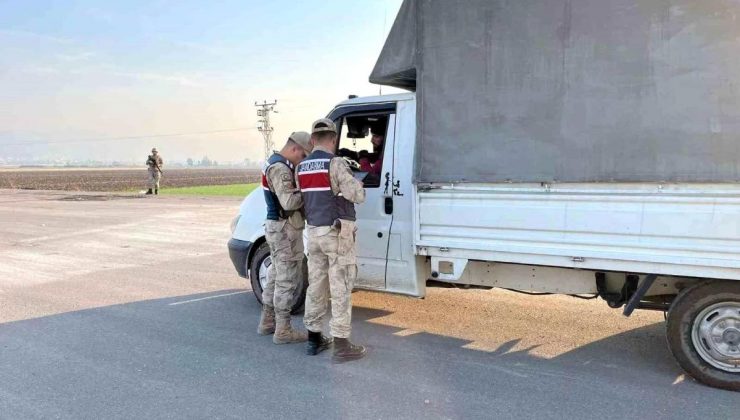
273,315,308,344
332,337,366,363
256,305,276,335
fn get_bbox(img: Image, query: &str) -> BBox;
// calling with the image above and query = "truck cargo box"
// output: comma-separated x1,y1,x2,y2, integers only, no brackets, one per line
370,0,740,184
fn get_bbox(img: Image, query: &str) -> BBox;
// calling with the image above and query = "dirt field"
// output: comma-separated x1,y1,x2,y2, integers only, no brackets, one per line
0,168,261,191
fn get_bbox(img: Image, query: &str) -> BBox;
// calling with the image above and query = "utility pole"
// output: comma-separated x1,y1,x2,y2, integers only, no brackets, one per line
255,100,278,159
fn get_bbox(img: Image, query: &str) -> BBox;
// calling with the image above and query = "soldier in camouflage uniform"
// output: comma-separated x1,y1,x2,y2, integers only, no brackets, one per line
296,118,367,362
258,131,313,344
145,147,163,195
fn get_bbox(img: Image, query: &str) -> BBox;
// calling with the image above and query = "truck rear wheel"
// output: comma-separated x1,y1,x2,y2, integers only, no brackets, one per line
249,241,308,315
666,281,740,391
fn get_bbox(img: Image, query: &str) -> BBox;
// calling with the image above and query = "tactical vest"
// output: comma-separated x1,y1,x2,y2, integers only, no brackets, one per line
262,153,294,221
297,150,356,226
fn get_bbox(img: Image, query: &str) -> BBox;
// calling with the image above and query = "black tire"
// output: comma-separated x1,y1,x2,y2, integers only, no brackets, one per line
248,241,308,315
666,280,740,391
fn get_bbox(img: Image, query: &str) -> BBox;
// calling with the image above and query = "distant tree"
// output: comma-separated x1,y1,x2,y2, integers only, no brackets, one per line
213,160,218,167
200,156,212,166
186,158,194,167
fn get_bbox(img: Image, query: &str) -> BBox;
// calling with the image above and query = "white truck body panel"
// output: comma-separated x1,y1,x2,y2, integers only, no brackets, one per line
417,183,740,281
381,97,423,297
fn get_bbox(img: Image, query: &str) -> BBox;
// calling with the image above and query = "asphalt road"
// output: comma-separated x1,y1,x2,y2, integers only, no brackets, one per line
0,189,737,419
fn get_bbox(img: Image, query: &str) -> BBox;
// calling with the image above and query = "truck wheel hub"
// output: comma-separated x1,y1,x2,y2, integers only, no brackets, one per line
692,302,740,373
723,329,739,346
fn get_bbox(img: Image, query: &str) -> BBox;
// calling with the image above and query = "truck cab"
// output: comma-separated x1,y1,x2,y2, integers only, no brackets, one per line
228,93,423,312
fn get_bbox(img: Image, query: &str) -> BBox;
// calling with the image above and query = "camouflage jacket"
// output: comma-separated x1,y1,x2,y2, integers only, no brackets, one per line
146,155,163,170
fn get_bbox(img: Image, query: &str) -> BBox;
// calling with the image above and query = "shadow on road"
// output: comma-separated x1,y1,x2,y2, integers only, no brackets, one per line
0,289,736,419
352,303,678,383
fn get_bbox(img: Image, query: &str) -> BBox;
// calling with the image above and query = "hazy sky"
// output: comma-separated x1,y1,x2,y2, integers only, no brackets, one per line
0,0,403,164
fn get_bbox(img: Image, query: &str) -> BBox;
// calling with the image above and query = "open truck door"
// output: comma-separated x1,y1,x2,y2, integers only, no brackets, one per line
331,103,397,290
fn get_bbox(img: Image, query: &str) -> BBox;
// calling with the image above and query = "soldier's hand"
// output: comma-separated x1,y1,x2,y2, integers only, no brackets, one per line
341,156,360,171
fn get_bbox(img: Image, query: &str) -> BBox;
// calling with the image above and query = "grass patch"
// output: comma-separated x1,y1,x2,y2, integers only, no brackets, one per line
158,183,258,197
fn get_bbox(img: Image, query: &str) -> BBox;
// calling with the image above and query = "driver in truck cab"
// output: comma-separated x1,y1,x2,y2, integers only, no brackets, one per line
359,125,384,176
296,118,367,362
257,131,313,345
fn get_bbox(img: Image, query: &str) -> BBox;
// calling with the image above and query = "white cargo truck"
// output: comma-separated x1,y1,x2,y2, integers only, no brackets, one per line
229,0,740,390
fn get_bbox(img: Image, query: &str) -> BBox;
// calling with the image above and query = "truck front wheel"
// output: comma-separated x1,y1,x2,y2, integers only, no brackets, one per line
249,241,308,315
666,281,740,391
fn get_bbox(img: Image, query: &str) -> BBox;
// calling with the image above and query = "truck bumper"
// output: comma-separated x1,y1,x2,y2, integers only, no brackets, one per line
227,238,253,278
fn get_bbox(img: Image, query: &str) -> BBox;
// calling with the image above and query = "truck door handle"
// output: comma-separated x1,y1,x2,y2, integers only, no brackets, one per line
384,196,393,215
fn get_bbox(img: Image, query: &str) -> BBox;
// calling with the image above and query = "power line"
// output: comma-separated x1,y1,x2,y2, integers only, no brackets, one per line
3,127,256,147
255,100,277,159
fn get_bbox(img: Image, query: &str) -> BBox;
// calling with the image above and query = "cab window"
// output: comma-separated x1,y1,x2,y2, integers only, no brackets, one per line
336,114,390,188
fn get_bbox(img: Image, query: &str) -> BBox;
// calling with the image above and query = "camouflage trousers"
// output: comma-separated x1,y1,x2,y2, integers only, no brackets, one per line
303,220,358,339
147,169,161,189
262,220,305,317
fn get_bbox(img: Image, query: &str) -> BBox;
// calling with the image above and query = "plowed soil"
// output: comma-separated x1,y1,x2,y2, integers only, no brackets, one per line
0,168,261,192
